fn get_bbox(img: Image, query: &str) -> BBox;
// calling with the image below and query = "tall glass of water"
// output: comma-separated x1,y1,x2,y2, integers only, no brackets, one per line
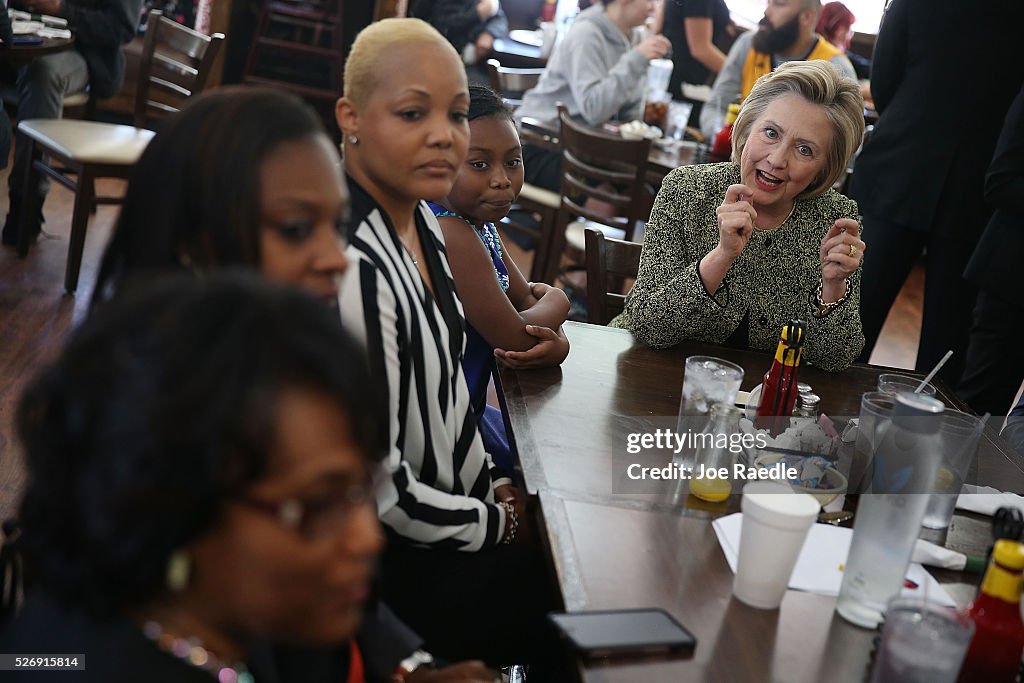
837,394,945,629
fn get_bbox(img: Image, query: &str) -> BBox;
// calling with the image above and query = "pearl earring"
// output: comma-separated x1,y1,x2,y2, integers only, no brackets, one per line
166,550,190,592
348,135,358,145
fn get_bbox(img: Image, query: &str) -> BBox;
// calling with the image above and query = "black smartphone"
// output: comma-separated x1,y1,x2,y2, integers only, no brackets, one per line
548,608,697,660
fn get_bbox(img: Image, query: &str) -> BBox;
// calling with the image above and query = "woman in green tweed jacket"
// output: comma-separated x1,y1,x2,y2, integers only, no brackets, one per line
612,60,867,372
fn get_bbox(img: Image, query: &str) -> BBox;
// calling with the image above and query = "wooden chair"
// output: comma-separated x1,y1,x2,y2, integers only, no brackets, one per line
242,0,345,104
486,59,560,283
15,11,224,293
584,227,643,325
542,105,653,285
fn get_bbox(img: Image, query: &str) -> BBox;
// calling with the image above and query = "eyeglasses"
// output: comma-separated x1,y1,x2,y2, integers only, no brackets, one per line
235,466,386,541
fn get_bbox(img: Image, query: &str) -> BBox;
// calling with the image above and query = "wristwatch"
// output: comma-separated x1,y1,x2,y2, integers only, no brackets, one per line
391,649,434,682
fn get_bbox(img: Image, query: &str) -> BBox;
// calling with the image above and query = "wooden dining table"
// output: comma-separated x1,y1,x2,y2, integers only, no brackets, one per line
0,34,75,62
496,322,1024,682
492,35,547,69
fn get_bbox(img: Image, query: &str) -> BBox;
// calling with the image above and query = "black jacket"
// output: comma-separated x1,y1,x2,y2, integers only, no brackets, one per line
964,83,1024,297
848,0,1024,231
62,0,141,98
412,0,508,55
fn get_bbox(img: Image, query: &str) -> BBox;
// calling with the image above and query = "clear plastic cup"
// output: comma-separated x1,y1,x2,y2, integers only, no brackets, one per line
855,391,895,457
877,373,936,397
646,58,673,95
665,101,694,141
921,410,983,530
733,482,820,609
870,598,975,683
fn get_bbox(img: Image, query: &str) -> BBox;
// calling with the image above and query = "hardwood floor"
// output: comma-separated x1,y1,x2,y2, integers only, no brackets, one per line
0,163,123,522
0,171,924,523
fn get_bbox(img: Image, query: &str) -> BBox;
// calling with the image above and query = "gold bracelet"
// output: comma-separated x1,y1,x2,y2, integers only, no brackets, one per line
813,278,850,317
499,501,518,544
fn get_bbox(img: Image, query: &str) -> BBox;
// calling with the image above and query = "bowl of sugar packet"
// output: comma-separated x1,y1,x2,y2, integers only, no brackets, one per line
752,453,847,507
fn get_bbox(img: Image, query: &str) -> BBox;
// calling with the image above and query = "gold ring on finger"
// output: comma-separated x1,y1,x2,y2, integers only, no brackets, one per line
849,244,857,258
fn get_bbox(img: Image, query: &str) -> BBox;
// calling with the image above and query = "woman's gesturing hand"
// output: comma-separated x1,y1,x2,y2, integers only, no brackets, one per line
819,218,865,301
715,184,757,259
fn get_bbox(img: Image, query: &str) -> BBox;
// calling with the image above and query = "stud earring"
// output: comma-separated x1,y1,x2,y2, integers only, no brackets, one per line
348,135,358,145
165,550,190,592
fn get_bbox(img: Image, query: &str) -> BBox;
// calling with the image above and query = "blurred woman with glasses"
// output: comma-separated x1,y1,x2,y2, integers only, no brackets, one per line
1,275,385,681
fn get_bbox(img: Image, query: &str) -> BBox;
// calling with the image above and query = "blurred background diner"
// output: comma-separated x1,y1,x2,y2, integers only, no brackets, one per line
512,0,672,191
700,0,856,140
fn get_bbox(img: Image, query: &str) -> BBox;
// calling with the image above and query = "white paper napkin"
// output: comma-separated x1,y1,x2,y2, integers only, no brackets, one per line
10,9,67,27
712,512,955,606
36,27,71,39
956,484,1024,516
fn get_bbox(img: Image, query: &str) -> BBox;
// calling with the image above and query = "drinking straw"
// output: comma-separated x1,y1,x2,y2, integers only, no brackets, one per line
915,350,953,394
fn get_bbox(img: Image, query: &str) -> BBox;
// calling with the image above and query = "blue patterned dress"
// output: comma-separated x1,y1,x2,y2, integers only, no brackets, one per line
428,202,514,474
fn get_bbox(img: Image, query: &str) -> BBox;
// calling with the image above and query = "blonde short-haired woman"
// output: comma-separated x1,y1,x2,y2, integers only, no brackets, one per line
335,18,556,672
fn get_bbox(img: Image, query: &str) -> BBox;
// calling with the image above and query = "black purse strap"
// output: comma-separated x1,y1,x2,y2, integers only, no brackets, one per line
0,519,24,623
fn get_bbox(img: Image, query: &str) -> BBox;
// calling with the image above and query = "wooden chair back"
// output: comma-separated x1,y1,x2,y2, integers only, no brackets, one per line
134,10,225,127
584,227,643,325
556,105,653,243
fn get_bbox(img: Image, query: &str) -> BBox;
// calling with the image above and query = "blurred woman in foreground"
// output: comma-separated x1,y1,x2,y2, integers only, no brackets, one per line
1,275,385,681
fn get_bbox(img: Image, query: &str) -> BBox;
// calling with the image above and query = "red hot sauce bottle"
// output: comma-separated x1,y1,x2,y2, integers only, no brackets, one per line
755,320,806,436
956,539,1024,683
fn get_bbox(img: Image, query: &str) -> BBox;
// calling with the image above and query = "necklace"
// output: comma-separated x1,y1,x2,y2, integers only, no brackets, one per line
430,205,509,291
399,239,419,266
753,202,796,233
142,620,254,683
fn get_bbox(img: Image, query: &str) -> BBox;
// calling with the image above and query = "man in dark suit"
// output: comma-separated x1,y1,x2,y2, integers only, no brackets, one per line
958,83,1024,415
848,0,1024,387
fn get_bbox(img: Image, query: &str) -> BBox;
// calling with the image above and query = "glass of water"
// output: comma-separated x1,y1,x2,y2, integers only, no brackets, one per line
921,410,983,530
676,356,743,470
870,598,975,683
678,356,744,417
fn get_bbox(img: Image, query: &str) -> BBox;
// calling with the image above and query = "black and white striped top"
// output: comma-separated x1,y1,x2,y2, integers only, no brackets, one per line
338,178,508,551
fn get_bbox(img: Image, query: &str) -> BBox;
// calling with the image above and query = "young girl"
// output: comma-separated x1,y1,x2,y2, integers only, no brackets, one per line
428,84,570,472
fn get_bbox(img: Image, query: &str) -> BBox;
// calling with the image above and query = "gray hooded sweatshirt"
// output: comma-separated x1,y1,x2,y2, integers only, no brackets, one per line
513,4,650,130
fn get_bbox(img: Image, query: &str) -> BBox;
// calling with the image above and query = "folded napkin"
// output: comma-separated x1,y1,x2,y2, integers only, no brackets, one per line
36,27,72,39
956,484,1024,516
712,512,955,606
10,9,68,27
913,538,966,571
